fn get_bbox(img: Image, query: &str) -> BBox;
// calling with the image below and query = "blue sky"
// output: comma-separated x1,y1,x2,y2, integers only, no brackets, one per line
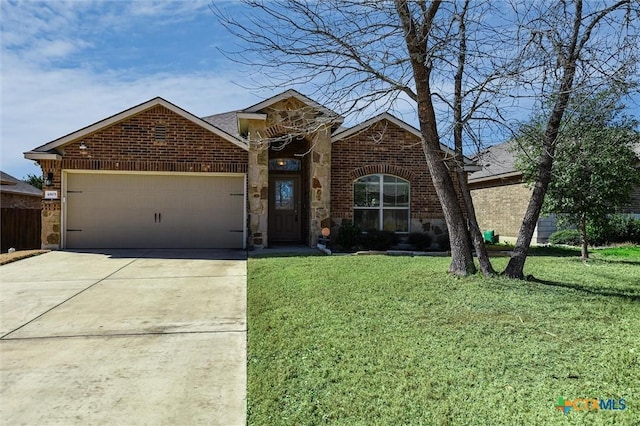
1,1,638,181
1,0,267,179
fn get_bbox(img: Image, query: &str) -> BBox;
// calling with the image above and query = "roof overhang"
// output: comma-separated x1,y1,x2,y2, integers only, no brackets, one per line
24,152,62,161
463,164,483,172
236,112,267,121
25,97,248,158
0,187,41,197
468,170,522,184
236,113,267,139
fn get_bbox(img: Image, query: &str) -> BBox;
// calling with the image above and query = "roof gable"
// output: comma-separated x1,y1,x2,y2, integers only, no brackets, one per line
25,97,248,159
332,112,477,167
244,89,342,122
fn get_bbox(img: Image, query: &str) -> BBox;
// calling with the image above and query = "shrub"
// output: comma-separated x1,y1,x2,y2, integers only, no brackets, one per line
361,229,398,251
407,232,433,251
608,214,640,244
336,221,361,251
587,214,640,245
435,233,450,251
549,229,582,246
585,220,607,246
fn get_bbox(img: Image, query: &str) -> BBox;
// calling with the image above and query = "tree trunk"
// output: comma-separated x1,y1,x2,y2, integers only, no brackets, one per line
458,169,496,276
580,217,589,260
503,66,579,278
452,0,494,276
502,148,554,278
423,145,476,276
395,0,476,276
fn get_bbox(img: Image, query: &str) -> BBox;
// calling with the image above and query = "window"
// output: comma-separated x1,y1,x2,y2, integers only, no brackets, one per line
354,174,409,232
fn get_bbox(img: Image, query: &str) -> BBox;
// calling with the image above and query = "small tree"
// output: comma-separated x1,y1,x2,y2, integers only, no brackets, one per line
502,0,639,278
515,92,640,259
22,173,43,190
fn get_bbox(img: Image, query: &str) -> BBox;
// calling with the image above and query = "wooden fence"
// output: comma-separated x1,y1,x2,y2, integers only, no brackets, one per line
1,208,41,252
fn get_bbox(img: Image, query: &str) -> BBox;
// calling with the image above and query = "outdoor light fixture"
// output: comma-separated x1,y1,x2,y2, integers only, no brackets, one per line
79,141,88,150
45,172,54,186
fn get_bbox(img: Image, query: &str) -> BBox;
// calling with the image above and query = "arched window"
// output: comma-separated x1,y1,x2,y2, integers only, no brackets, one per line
353,174,409,232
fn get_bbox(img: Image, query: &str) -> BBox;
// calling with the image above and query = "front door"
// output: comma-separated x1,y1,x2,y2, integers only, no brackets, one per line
268,175,301,242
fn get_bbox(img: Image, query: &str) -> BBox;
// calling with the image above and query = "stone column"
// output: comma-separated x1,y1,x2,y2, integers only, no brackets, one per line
39,159,62,249
308,124,332,246
247,131,269,249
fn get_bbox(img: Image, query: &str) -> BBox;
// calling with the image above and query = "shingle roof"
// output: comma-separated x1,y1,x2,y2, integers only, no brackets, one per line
201,89,346,139
201,111,242,139
469,141,640,183
468,141,520,182
0,171,42,197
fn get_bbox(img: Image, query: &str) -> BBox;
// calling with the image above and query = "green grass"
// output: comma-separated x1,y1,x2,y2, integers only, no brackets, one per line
594,245,640,259
247,250,640,425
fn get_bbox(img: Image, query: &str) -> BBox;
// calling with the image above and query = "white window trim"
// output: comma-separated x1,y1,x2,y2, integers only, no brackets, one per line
353,174,410,232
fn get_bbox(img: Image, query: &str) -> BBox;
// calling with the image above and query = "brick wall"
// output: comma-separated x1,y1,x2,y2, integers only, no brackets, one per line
470,180,531,240
1,193,41,209
35,105,248,248
331,119,461,231
60,105,248,172
471,179,640,242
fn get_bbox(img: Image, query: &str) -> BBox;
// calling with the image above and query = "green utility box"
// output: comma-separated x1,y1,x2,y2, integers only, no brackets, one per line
483,230,497,244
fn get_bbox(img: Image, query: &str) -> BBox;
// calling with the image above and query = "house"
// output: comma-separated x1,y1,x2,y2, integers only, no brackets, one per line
1,171,42,251
1,171,41,209
24,90,476,250
469,141,640,244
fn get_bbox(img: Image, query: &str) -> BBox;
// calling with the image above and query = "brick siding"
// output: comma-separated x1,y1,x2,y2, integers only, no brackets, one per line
38,105,248,202
60,105,248,172
331,119,461,228
1,193,41,209
470,180,531,240
35,105,249,248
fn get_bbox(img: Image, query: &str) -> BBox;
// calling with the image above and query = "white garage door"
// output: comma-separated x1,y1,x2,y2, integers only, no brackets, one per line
64,172,245,249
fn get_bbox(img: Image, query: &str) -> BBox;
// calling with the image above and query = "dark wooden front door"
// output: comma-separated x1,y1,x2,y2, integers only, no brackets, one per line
269,175,301,241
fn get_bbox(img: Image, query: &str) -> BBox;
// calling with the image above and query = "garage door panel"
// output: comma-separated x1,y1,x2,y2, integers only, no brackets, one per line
65,173,244,249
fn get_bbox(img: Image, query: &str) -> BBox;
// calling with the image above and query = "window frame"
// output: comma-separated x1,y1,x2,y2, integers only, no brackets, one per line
353,174,410,233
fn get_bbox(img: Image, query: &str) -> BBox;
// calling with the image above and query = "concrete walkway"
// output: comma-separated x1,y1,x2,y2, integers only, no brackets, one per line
0,249,247,425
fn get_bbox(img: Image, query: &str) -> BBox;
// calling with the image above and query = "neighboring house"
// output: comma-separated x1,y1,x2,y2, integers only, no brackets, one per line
1,171,42,252
469,141,640,244
24,90,476,250
1,171,41,209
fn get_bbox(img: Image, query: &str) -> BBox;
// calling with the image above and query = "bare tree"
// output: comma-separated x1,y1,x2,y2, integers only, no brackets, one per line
215,0,522,276
503,0,639,278
392,0,477,275
214,0,637,277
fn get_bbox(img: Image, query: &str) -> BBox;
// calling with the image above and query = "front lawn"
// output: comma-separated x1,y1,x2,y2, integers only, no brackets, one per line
247,249,639,425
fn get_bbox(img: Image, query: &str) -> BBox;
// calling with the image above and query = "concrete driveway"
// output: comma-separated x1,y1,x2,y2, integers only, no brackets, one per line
0,249,246,425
